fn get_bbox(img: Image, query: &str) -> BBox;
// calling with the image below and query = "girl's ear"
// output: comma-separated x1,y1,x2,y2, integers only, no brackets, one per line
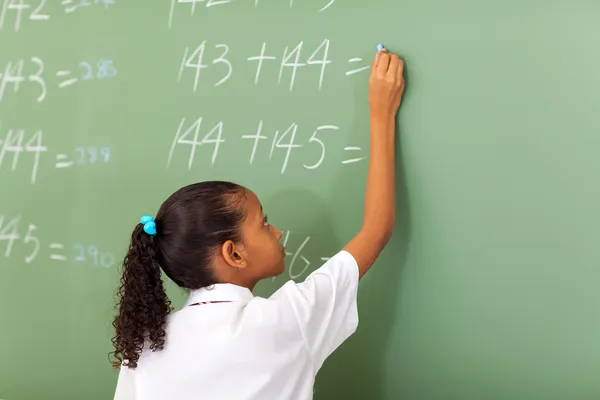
221,240,247,269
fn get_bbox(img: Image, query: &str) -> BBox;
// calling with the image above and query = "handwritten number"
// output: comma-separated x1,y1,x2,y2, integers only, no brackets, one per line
24,129,47,185
168,117,224,169
213,44,232,86
104,60,117,77
72,244,115,267
30,0,49,20
80,60,116,80
304,125,338,170
100,147,110,162
88,246,99,265
179,42,207,92
179,43,231,89
88,147,97,164
79,62,93,80
288,236,311,279
27,57,46,102
307,39,331,90
73,244,85,262
100,252,115,268
96,60,108,79
74,147,109,165
279,42,305,91
273,123,302,174
23,224,40,263
0,215,21,258
0,61,25,103
75,147,86,165
0,0,29,32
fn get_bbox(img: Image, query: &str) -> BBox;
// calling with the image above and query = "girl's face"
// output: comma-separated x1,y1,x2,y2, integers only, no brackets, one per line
238,189,286,281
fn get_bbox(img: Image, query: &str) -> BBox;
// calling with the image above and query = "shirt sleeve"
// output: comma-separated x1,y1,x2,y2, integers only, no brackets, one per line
271,249,360,372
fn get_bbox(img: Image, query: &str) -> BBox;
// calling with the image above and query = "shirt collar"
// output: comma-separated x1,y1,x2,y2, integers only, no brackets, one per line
184,283,255,307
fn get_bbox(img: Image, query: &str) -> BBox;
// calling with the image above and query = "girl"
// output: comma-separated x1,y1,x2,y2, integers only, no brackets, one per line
111,48,405,400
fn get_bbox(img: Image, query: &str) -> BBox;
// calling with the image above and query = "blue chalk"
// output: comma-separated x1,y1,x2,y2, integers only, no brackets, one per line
377,44,384,52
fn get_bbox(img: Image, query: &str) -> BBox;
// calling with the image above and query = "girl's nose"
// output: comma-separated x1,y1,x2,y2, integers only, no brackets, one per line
273,226,282,240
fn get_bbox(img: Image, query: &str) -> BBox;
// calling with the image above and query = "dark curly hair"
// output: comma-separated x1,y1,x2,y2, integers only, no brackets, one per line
110,181,247,369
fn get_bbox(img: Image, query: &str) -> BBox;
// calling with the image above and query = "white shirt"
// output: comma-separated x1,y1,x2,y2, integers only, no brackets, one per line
113,250,359,400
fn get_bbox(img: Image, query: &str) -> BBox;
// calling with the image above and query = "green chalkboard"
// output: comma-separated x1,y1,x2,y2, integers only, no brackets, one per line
1,1,599,399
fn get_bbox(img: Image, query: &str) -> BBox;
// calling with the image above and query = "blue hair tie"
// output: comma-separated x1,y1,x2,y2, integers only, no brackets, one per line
140,214,157,236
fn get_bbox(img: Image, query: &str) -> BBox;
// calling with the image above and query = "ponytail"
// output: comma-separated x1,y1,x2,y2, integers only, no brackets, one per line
110,181,248,369
110,223,171,369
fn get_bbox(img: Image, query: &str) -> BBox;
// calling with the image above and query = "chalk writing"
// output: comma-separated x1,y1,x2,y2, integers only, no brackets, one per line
78,59,118,81
55,147,111,168
0,213,115,267
0,128,46,184
63,0,115,14
167,117,224,169
178,41,232,90
0,0,48,32
168,0,334,29
0,0,114,32
281,230,311,279
0,126,111,183
0,58,117,104
49,242,115,267
177,40,372,91
345,57,370,76
341,146,365,164
271,230,334,281
71,243,115,268
167,118,364,173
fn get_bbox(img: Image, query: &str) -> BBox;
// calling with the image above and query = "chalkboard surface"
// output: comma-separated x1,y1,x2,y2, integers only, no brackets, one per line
1,1,599,399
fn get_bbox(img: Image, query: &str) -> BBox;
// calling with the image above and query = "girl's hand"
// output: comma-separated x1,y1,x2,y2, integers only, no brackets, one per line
368,48,405,120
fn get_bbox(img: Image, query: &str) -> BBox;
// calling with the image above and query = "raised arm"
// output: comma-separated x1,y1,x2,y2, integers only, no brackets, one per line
343,48,405,278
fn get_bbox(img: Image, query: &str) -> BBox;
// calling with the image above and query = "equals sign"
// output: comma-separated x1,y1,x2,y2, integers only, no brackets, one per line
56,70,78,88
49,243,67,261
55,154,73,169
342,146,365,165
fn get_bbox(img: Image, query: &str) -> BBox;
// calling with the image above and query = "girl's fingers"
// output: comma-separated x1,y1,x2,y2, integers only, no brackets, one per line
371,50,381,71
377,51,390,74
387,54,398,77
397,58,404,81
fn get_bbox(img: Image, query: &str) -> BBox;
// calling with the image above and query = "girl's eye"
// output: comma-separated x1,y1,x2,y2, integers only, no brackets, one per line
263,215,269,226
